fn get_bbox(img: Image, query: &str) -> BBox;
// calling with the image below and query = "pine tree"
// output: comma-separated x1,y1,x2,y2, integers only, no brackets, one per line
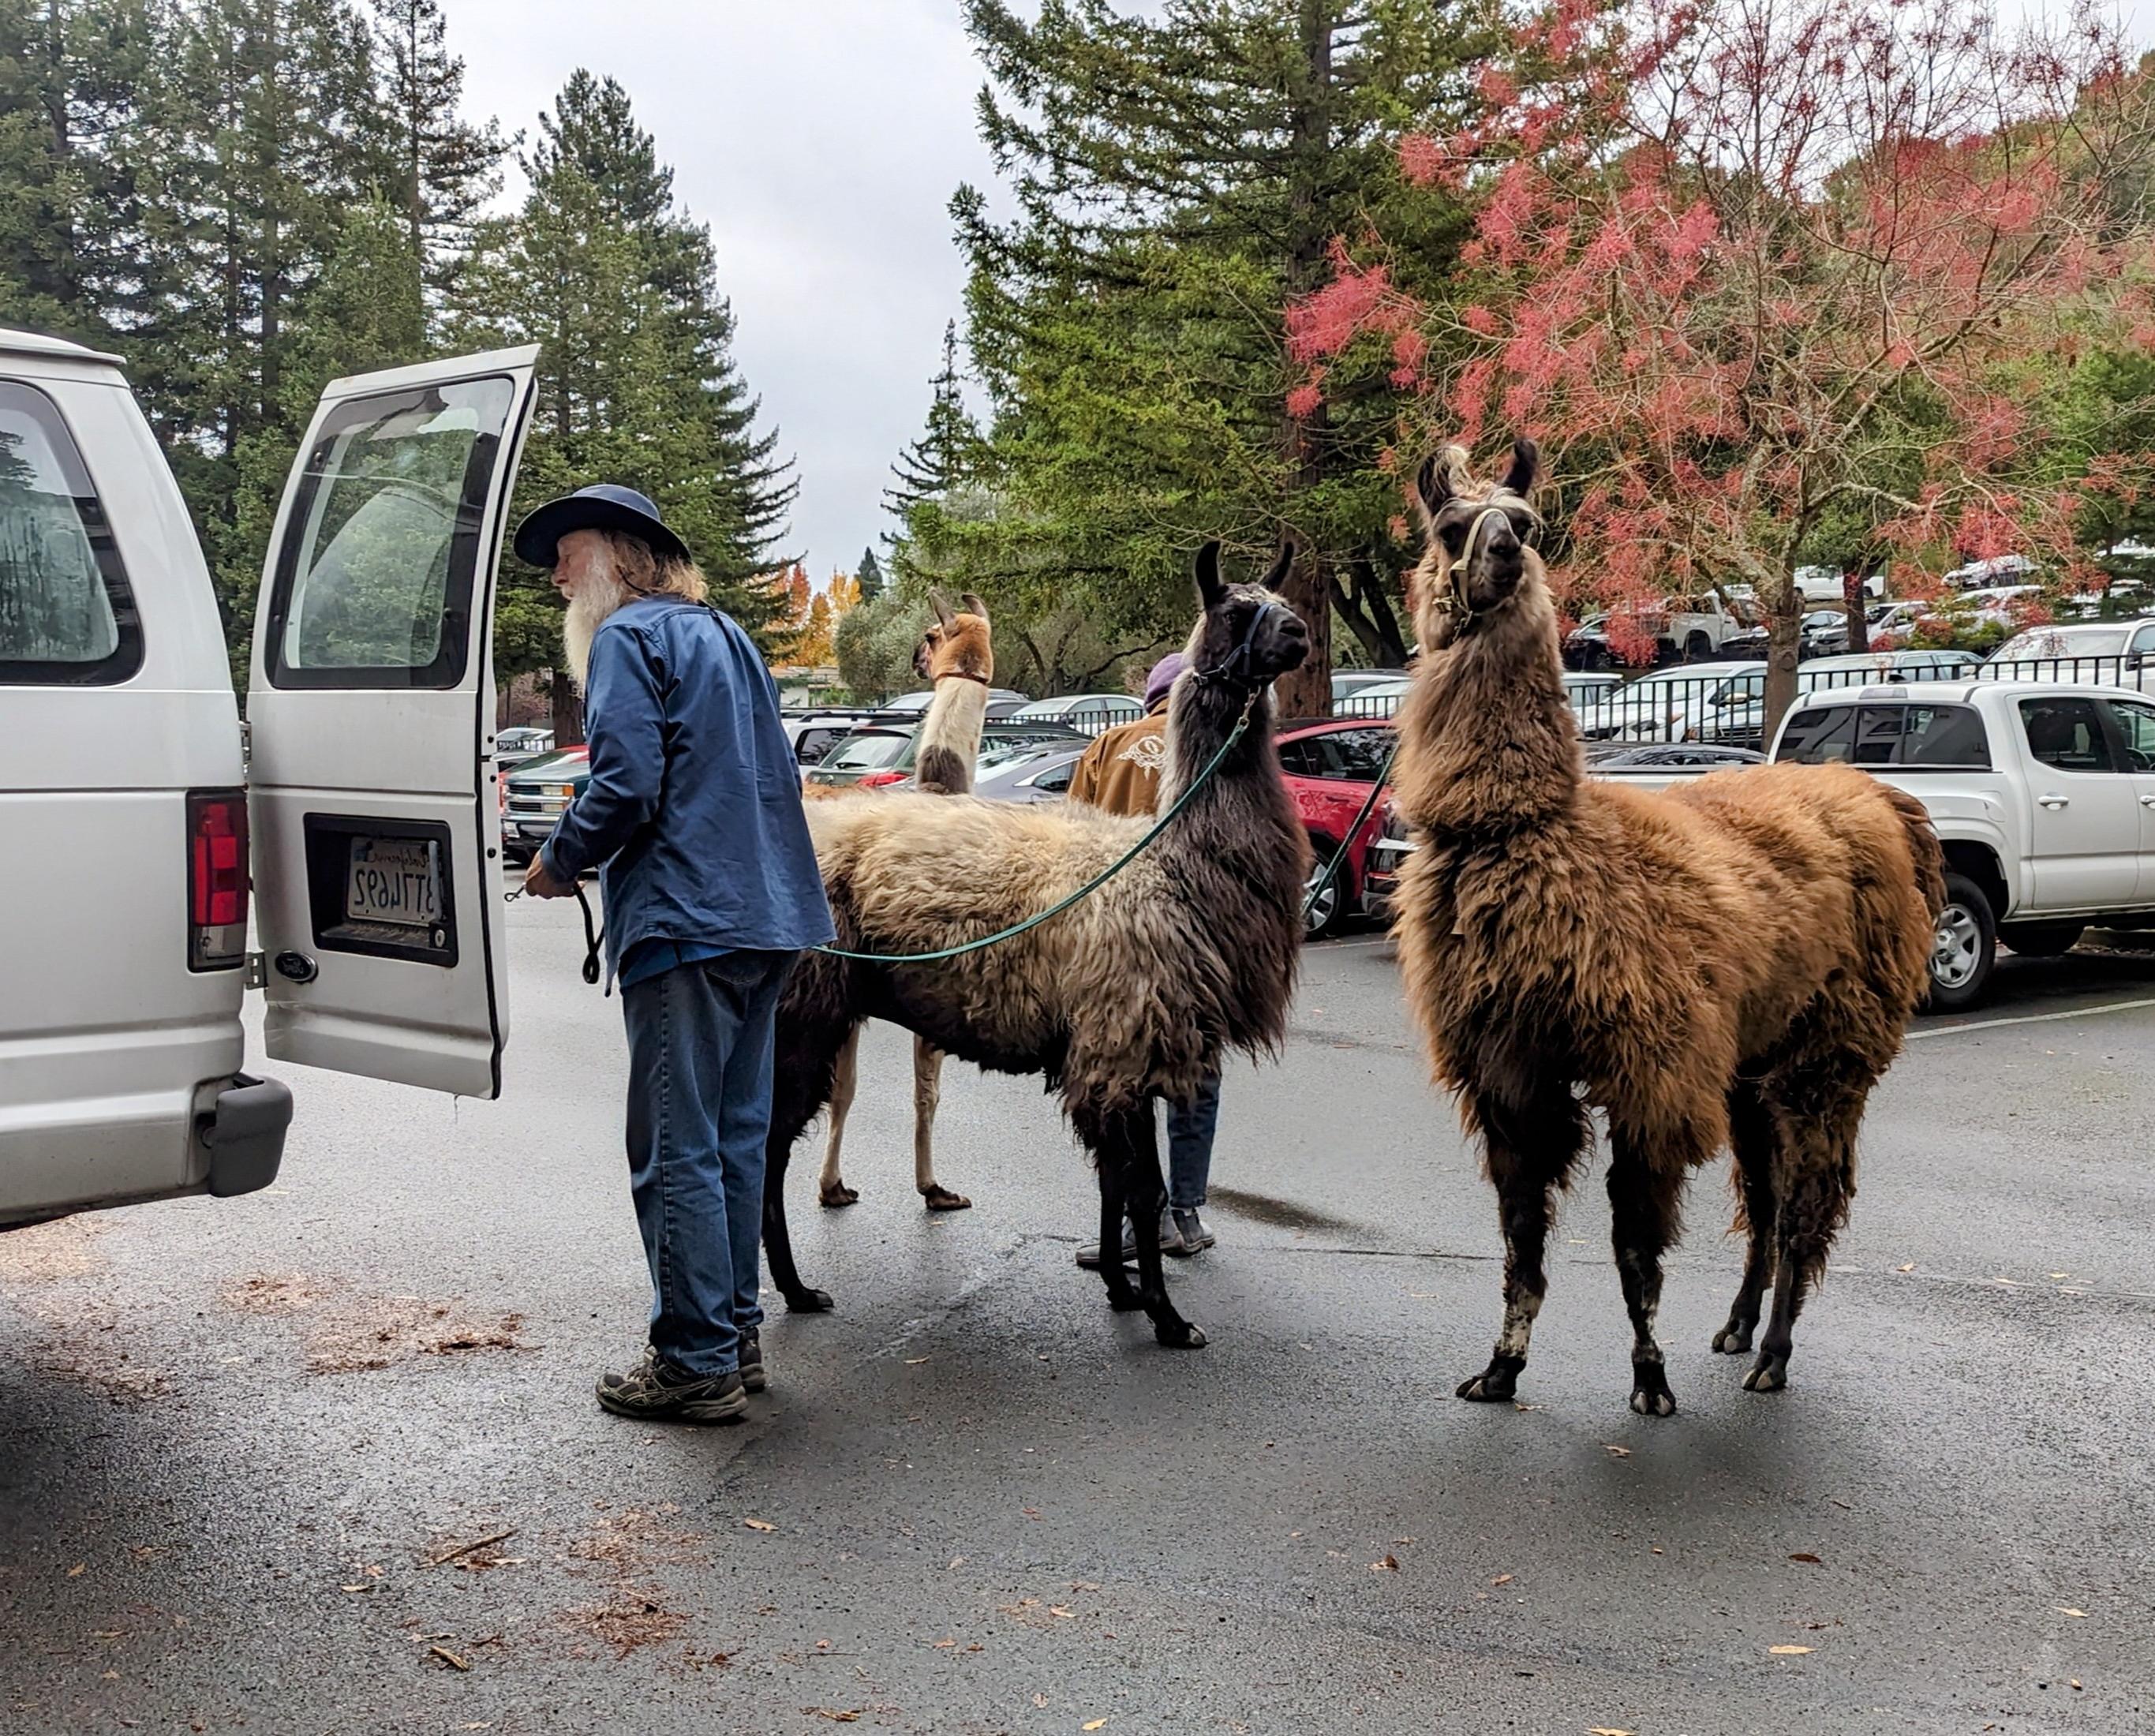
953,0,1495,713
0,0,163,339
365,0,506,313
856,544,885,602
885,320,978,520
458,70,798,739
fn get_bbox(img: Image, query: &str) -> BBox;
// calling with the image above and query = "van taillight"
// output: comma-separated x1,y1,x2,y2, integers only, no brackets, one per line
188,789,249,971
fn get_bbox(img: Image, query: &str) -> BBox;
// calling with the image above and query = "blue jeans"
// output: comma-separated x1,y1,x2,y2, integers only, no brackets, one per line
619,949,795,1376
1165,1066,1222,1210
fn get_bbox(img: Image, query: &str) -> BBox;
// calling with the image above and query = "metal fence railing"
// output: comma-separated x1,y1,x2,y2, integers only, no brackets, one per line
1318,651,2153,751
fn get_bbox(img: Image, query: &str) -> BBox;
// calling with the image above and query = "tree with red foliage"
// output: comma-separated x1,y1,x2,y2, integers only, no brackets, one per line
1290,0,2155,728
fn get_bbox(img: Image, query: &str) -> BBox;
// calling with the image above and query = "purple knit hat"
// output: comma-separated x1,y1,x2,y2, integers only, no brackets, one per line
1143,652,1188,712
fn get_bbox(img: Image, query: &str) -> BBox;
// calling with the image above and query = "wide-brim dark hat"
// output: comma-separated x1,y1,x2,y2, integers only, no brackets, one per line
513,482,691,570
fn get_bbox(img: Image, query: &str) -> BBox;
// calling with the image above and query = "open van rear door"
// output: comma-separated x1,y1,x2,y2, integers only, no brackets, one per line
246,347,539,1098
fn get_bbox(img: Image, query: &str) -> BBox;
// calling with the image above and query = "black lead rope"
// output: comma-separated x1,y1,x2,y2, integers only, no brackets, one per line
507,880,608,990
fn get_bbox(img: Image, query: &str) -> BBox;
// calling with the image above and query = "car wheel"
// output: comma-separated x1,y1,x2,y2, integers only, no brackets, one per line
1999,920,2084,958
1684,631,1712,661
1303,841,1349,940
1925,872,1996,1012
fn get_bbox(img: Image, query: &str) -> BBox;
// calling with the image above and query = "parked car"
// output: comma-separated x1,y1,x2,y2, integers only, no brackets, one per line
874,686,1029,719
1275,718,1397,937
1682,649,1981,748
1770,679,2155,1008
1982,621,2155,693
1008,693,1144,733
806,724,918,789
969,743,1088,803
809,719,1088,791
1330,675,1415,719
1603,660,1768,742
1564,671,1623,735
2,327,541,1230
1332,668,1407,703
782,714,863,773
1566,593,1761,668
500,746,590,863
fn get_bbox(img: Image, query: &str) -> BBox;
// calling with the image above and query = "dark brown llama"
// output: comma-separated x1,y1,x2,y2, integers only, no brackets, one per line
762,544,1311,1349
1390,440,1944,1413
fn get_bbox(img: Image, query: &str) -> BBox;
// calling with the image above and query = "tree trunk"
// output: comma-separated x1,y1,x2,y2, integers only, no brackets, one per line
1843,566,1869,655
1762,574,1803,742
1274,544,1333,720
1328,549,1409,668
549,670,584,746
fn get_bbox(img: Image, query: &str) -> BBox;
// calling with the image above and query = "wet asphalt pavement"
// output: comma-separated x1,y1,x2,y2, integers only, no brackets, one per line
4,892,2155,1736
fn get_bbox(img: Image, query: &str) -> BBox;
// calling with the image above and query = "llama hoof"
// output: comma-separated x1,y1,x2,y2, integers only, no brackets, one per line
1154,1319,1207,1349
818,1181,859,1209
783,1287,835,1314
1742,1353,1789,1393
1629,1365,1678,1417
1456,1356,1525,1403
920,1185,972,1212
1711,1322,1755,1354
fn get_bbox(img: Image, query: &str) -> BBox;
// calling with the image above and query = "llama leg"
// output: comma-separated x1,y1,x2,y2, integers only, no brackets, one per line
1119,1106,1203,1349
1713,1082,1777,1354
817,1027,861,1208
1457,1087,1589,1403
1607,1128,1689,1418
1745,1087,1864,1394
913,1041,970,1211
761,991,856,1315
1087,1115,1143,1315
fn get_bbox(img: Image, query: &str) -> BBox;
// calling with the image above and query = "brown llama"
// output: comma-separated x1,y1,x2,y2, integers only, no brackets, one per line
817,590,993,1214
1390,440,1944,1413
761,543,1311,1349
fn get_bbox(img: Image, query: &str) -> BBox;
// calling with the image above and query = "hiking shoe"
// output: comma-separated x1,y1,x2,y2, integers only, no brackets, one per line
1168,1207,1214,1255
1076,1212,1177,1269
595,1347,746,1424
739,1330,765,1394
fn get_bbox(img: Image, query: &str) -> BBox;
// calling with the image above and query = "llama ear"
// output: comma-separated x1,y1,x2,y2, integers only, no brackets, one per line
960,591,989,623
1194,540,1226,610
929,588,957,630
1259,540,1296,593
1501,437,1540,499
1415,447,1469,522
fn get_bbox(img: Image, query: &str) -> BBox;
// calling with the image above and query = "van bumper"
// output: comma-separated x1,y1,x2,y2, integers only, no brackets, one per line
200,1073,292,1198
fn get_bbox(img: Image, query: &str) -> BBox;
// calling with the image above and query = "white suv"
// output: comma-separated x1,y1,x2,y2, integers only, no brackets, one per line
0,328,537,1229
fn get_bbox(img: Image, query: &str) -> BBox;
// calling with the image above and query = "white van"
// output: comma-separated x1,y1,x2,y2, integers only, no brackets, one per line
0,327,537,1229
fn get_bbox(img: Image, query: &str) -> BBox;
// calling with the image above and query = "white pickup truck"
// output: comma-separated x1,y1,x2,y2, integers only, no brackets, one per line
1567,592,1764,668
1768,679,2155,1008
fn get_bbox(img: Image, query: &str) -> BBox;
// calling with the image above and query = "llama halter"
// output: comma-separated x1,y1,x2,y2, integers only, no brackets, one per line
1435,497,1541,627
1191,597,1296,690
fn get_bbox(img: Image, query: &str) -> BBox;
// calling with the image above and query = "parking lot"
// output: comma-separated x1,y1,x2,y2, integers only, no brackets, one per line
4,900,2153,1735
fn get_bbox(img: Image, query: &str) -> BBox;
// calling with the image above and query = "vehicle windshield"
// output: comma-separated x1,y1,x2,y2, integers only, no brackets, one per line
1993,627,2127,660
825,732,911,770
510,748,586,780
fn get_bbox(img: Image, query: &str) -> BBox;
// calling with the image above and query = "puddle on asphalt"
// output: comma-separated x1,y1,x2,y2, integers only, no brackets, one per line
1207,1186,1364,1236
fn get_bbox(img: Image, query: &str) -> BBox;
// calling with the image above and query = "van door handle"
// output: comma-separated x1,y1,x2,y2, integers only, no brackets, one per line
2038,793,2071,810
2142,794,2155,808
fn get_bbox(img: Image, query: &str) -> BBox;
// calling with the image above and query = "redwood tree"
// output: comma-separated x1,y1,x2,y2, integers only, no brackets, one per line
1290,0,2155,727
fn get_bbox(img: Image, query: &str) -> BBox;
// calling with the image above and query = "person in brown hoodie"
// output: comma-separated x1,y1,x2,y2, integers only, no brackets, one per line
1068,651,1222,1267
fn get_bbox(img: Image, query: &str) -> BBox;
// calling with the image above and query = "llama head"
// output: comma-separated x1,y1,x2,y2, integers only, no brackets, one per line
1409,438,1547,650
1185,541,1310,693
915,589,994,683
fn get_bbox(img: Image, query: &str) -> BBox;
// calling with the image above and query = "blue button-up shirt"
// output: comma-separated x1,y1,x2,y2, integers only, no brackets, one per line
540,596,833,984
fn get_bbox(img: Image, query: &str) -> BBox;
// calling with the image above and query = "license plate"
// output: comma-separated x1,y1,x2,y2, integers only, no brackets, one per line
345,836,443,929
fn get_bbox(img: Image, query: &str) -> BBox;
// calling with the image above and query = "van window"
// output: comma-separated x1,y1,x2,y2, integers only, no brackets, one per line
264,376,515,689
0,380,141,685
1776,705,1856,763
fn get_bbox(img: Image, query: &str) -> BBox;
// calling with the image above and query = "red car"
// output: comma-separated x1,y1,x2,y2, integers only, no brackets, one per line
1274,717,1396,937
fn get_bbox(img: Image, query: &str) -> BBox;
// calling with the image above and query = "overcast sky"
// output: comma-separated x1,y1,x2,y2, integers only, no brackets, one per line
444,0,998,582
443,0,2155,583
